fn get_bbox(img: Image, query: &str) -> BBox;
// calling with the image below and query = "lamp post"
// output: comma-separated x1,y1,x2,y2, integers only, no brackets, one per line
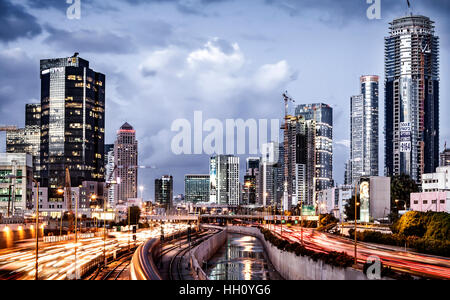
33,179,39,280
354,184,360,266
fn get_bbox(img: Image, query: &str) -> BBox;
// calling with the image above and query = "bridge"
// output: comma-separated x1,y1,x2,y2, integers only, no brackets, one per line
144,215,319,222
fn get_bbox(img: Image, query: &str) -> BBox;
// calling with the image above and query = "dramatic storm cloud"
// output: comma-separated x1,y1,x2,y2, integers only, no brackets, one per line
0,0,449,198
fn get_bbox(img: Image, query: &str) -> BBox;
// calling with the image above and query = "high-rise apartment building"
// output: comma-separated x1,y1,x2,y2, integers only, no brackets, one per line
185,175,210,203
243,157,260,205
258,142,284,207
385,15,440,182
295,103,333,192
209,155,240,206
39,55,105,203
350,76,379,184
283,116,317,210
155,175,173,209
114,123,138,205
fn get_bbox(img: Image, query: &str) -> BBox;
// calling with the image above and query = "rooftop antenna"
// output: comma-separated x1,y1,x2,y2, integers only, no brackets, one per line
407,0,413,16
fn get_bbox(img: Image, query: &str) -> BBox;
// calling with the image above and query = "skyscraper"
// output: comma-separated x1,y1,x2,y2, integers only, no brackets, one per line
350,76,379,184
114,122,138,204
39,55,105,202
296,104,333,192
283,116,316,210
155,175,173,210
209,155,240,206
258,142,284,207
385,15,440,182
243,157,260,205
25,104,41,180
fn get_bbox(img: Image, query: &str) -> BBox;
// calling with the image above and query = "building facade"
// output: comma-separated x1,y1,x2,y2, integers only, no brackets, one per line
283,113,318,211
410,192,449,213
155,175,173,210
317,185,353,220
421,166,450,192
209,155,240,206
350,76,379,184
440,147,450,167
5,104,41,181
114,123,138,205
185,175,210,203
39,55,106,203
0,153,33,217
384,15,440,182
258,142,284,208
296,103,333,192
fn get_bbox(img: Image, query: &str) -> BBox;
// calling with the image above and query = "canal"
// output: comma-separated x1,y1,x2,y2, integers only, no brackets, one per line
206,233,283,280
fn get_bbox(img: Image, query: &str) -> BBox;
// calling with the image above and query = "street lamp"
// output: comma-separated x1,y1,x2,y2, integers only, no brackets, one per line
354,184,360,266
395,200,407,211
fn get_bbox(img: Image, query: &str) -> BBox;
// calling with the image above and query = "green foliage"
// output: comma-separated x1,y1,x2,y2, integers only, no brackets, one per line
348,228,450,257
319,214,338,227
392,211,450,240
344,194,360,221
391,174,419,210
260,228,354,268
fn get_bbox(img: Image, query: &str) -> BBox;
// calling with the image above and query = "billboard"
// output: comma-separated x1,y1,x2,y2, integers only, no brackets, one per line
359,178,370,223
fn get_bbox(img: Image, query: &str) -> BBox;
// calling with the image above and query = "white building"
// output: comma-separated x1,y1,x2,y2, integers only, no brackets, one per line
209,155,240,206
0,153,33,217
317,185,353,220
421,166,450,192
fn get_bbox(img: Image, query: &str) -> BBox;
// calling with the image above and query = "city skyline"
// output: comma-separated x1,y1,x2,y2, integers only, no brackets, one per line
0,0,448,198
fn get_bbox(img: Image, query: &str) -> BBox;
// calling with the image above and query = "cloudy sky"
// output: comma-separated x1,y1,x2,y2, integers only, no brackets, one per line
0,0,449,199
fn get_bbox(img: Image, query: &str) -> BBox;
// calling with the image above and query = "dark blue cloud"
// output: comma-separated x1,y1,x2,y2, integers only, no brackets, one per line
0,0,42,42
43,25,136,54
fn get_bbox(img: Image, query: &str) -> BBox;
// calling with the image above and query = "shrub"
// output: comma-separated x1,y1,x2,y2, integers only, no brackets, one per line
259,227,353,268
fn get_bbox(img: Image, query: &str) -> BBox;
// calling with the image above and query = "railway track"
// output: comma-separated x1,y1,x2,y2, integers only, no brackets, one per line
87,251,134,280
168,230,218,280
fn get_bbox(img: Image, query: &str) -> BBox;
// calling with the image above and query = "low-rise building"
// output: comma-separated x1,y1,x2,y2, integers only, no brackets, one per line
0,153,33,216
317,185,353,220
421,166,450,192
410,192,450,213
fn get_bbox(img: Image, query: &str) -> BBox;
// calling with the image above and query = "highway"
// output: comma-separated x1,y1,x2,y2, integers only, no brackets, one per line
266,224,450,279
0,223,188,280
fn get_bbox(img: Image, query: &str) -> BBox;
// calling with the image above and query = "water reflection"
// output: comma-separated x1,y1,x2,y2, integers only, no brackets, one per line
207,233,282,280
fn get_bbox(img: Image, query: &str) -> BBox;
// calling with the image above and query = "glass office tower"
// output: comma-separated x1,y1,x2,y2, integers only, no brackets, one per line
40,55,105,201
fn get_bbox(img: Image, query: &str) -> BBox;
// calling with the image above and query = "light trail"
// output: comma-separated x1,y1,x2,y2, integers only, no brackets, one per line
0,223,188,280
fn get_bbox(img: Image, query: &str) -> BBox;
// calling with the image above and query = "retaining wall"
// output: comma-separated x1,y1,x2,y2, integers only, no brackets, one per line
226,226,372,280
190,227,227,280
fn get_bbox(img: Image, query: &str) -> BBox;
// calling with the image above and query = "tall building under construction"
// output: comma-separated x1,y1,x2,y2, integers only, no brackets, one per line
384,15,440,182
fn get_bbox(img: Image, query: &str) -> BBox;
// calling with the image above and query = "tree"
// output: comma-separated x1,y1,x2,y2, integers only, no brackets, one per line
391,174,419,211
344,194,360,222
127,206,141,225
